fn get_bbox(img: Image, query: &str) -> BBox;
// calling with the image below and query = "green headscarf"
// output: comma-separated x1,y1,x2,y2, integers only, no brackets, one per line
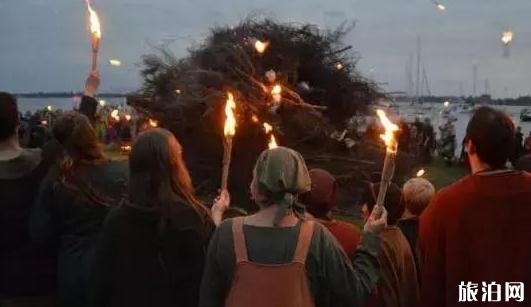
252,146,311,226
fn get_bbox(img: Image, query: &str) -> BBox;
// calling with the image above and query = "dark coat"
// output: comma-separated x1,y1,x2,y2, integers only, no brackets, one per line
0,149,56,298
31,160,128,307
89,203,214,307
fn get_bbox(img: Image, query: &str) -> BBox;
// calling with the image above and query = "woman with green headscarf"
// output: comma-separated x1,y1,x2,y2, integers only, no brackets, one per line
200,147,387,307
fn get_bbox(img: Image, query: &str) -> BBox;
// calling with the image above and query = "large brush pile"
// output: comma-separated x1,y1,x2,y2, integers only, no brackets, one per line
128,18,400,213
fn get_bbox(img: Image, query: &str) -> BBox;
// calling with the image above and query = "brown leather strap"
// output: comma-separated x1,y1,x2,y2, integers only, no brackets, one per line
232,217,248,262
292,221,315,264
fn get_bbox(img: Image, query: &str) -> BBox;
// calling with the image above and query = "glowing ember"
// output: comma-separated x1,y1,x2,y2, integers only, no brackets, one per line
86,1,101,39
263,122,273,134
46,105,52,112
501,30,514,46
376,109,399,153
149,119,158,127
251,115,259,123
99,99,106,107
41,120,48,126
254,40,269,54
109,59,121,66
125,115,132,121
436,3,446,11
175,89,182,95
268,135,278,149
224,92,237,137
417,169,426,177
335,62,344,70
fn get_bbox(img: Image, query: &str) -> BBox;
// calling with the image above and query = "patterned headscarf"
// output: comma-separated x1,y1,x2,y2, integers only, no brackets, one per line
252,146,311,226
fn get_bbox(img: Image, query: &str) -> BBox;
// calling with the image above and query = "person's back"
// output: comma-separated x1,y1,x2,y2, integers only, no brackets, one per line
419,107,531,307
201,217,380,307
377,227,419,307
225,217,315,307
90,203,213,307
201,147,387,307
321,219,361,256
0,148,56,304
32,160,127,307
31,112,127,307
90,128,213,307
0,92,56,306
33,161,127,246
420,171,531,306
361,182,419,307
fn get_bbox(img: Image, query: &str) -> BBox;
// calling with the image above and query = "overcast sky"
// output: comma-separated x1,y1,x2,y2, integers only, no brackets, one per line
1,0,530,97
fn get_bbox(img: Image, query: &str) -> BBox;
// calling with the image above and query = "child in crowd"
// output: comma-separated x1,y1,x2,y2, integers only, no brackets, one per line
398,177,435,272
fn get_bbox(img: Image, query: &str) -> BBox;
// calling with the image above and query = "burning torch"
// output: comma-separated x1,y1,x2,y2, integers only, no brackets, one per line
221,92,237,191
375,109,399,213
263,122,278,149
86,0,101,71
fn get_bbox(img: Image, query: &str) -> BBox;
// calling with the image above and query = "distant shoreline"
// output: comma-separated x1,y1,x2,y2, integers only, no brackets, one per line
15,92,127,98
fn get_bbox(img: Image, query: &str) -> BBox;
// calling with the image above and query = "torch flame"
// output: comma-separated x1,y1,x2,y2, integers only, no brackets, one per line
86,1,101,39
268,135,278,149
416,169,426,177
263,122,273,134
251,115,259,123
436,3,446,11
254,40,269,54
376,109,399,153
125,114,132,121
501,30,514,46
224,92,237,137
149,119,158,127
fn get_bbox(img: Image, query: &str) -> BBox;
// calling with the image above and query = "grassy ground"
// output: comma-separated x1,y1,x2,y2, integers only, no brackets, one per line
422,157,468,190
334,156,468,228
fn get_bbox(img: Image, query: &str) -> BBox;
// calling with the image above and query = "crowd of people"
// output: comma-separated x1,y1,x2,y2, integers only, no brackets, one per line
1,85,531,307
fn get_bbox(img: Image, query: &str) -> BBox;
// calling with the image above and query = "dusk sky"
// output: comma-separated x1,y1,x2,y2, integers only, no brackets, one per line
1,0,530,98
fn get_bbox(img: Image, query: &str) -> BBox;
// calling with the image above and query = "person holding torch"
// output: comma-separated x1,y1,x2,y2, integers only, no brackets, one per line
203,146,388,307
79,1,102,125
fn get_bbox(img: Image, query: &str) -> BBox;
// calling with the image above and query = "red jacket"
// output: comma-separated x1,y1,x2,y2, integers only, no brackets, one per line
419,171,531,307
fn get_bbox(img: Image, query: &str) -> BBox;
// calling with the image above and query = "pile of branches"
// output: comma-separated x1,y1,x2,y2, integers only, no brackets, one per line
129,18,384,209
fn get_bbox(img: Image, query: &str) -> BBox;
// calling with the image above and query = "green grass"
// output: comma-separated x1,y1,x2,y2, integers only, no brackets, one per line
422,157,468,190
334,156,468,226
